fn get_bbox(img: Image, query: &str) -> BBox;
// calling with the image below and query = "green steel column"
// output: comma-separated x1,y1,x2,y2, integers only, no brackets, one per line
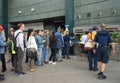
0,0,3,24
65,0,74,34
3,0,8,38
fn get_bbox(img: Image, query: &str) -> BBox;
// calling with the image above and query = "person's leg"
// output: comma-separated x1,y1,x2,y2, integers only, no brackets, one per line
14,54,18,73
44,47,49,62
17,48,24,73
37,48,42,65
1,54,7,72
98,47,109,79
53,48,57,62
11,54,14,71
66,46,70,59
62,47,65,58
25,52,28,63
49,48,53,61
87,51,93,70
58,49,62,61
93,53,98,71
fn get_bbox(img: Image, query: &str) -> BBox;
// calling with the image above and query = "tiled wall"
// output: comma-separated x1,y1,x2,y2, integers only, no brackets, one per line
8,0,65,22
74,0,120,26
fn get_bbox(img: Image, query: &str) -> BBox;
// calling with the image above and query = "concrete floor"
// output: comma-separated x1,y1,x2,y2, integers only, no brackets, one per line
0,56,120,83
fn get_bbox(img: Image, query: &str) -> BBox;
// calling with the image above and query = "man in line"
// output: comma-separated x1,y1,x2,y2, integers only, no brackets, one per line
55,27,64,62
14,23,26,76
94,23,115,80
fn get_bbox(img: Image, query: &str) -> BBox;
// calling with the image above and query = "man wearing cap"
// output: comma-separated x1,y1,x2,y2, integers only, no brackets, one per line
87,26,98,71
94,23,115,80
0,25,7,81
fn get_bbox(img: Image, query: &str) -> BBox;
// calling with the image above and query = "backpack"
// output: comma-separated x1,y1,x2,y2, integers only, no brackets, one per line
13,32,22,53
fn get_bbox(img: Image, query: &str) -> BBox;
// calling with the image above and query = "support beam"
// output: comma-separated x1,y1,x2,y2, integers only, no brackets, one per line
65,0,74,34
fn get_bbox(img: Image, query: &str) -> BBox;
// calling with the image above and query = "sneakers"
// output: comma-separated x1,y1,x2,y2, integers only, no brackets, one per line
52,62,56,65
30,69,36,72
17,72,26,76
49,61,56,65
0,74,5,81
49,61,53,64
98,73,107,80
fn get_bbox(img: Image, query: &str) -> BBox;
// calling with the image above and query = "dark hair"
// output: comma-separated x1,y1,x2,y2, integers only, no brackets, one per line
17,23,24,29
85,31,89,34
36,29,42,34
27,29,33,41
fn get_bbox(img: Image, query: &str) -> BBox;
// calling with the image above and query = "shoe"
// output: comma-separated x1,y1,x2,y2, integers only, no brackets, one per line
44,61,48,64
89,68,93,71
21,72,26,75
0,75,5,81
17,73,24,77
49,61,53,64
7,59,11,63
57,60,63,62
30,69,36,72
37,64,43,66
11,68,15,71
0,74,4,77
66,57,71,59
1,69,7,72
98,74,107,80
52,62,56,65
93,68,98,71
62,56,65,59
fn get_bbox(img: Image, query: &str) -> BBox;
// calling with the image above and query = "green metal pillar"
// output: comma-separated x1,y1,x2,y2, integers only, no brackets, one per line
65,0,74,34
3,0,8,38
0,0,3,24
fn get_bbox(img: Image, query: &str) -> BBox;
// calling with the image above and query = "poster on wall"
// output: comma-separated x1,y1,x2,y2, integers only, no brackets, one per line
25,22,44,31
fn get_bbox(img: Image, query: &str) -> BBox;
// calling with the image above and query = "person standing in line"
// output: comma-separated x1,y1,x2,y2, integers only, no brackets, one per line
49,31,57,65
63,28,71,59
94,23,115,80
8,29,16,71
55,27,64,62
0,25,6,81
0,25,7,73
80,31,89,61
43,30,49,64
27,29,38,72
87,26,98,71
36,29,44,66
14,23,26,76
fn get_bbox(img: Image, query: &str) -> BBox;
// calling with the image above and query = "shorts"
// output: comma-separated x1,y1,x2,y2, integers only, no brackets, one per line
96,46,109,63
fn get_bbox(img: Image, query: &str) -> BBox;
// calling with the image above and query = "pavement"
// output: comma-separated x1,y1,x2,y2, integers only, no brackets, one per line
0,56,120,83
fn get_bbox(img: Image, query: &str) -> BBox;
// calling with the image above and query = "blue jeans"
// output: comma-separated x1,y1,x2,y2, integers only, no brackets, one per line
43,47,49,62
56,49,62,61
87,51,98,70
37,48,43,65
63,46,70,57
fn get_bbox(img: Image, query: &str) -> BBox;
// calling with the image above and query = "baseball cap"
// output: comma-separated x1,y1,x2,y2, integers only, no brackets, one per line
0,25,4,31
92,26,98,30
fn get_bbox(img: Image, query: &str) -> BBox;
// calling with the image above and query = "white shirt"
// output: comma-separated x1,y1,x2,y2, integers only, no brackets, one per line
14,30,24,51
80,35,88,44
27,36,37,50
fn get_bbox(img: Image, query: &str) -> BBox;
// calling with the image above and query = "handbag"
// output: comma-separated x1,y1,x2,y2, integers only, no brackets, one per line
84,40,96,51
26,37,37,59
26,48,37,59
